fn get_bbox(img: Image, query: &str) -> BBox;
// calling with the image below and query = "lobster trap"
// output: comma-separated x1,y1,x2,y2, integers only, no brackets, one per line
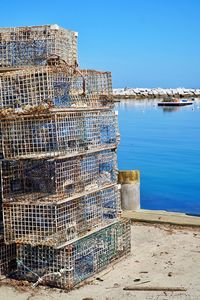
0,67,113,113
0,111,118,159
3,185,121,247
15,220,131,289
0,24,77,68
1,149,117,203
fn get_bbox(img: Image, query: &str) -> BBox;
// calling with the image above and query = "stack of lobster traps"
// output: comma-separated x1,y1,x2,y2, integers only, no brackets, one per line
0,24,131,288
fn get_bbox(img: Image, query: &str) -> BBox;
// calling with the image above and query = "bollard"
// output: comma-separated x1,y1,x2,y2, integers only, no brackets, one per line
118,170,140,211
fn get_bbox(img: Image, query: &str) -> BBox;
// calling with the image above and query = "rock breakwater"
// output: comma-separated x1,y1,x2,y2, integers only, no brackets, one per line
113,88,200,99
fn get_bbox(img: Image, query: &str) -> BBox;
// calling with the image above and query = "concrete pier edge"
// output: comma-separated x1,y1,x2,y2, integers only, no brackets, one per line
122,209,200,227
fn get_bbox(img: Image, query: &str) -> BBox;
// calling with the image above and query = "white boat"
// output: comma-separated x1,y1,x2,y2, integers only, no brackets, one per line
158,98,193,106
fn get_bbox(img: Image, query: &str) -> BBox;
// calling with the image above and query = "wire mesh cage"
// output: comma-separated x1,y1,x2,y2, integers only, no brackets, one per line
0,111,118,159
0,24,77,68
15,220,131,289
1,149,117,203
0,67,113,113
3,185,121,247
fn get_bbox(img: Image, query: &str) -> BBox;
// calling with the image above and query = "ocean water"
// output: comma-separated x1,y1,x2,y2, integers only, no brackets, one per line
116,98,200,214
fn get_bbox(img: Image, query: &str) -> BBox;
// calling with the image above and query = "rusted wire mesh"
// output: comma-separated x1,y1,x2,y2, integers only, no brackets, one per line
1,149,117,203
15,220,130,289
0,211,16,275
0,24,77,68
0,238,16,275
0,67,113,113
0,202,3,234
3,185,121,247
0,111,118,159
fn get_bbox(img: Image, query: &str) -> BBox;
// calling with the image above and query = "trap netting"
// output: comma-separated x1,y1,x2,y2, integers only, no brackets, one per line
0,67,113,113
0,213,16,275
0,24,77,68
3,185,121,247
1,149,117,203
0,111,118,159
15,220,131,289
0,237,16,276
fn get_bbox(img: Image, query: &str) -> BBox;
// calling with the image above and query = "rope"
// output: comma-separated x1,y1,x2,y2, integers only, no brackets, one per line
17,259,40,279
17,259,73,288
47,54,86,96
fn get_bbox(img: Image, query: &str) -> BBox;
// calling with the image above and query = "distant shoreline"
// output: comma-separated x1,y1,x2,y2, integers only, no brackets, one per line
113,88,200,100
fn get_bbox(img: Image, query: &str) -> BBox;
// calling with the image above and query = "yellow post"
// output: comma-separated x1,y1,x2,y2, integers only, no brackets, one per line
118,170,140,184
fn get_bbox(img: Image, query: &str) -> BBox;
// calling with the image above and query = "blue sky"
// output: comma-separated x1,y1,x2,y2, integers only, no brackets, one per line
1,0,200,88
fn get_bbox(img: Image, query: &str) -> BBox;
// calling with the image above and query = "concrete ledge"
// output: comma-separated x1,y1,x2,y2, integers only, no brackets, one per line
122,209,200,227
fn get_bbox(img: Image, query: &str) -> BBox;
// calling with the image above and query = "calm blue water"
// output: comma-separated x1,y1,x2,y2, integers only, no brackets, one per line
116,99,200,214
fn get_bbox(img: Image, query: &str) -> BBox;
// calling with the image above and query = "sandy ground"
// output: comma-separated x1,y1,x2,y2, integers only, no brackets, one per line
0,222,200,300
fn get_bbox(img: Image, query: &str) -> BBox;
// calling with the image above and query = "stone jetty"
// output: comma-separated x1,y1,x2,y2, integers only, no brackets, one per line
113,87,200,99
